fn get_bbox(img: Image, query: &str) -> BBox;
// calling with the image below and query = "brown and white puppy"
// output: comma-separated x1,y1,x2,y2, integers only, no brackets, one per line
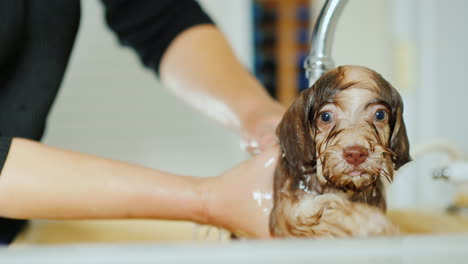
270,65,411,238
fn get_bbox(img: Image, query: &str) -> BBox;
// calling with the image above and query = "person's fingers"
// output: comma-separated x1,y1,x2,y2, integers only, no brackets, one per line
240,118,281,155
206,145,279,238
240,138,261,156
239,102,284,155
258,133,278,152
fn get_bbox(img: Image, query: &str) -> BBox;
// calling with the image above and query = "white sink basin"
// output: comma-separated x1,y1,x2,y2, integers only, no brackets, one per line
2,234,468,264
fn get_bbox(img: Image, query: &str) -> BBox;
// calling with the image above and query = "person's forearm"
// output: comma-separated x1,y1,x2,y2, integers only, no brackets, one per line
0,138,207,223
160,25,283,132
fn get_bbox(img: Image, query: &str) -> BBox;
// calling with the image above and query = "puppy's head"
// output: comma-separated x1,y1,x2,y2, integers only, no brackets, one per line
277,65,410,192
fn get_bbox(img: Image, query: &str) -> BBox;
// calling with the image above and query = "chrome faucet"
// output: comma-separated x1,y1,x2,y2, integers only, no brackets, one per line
304,0,348,87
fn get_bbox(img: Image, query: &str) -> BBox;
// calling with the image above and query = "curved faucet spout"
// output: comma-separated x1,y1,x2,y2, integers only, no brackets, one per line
304,0,348,87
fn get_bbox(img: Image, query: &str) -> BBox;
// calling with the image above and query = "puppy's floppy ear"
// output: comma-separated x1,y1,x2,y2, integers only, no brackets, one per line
276,67,345,175
389,90,411,170
276,88,317,173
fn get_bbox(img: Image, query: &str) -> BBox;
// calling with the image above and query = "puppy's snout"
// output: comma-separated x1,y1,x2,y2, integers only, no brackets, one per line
343,146,368,166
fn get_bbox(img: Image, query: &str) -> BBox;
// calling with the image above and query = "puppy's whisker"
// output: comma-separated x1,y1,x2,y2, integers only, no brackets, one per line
324,124,337,144
380,168,392,183
325,127,344,146
368,121,386,146
316,147,339,161
317,152,331,162
373,157,390,163
377,145,397,157
316,152,327,161
382,174,392,184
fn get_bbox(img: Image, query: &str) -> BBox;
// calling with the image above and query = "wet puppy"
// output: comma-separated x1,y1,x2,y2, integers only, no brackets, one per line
270,65,411,237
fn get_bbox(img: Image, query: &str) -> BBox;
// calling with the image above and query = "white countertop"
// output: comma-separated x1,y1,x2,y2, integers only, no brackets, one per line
2,234,468,264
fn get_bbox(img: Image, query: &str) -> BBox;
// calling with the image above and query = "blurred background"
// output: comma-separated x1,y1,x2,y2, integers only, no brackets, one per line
43,0,467,212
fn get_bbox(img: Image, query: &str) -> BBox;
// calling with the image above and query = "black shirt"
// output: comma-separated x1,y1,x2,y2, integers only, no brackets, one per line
0,0,213,244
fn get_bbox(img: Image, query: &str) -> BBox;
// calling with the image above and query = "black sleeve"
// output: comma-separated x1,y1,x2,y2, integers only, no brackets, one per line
0,138,12,174
101,0,214,75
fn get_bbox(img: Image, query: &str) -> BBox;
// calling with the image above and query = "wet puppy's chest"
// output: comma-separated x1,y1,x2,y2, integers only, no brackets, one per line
316,177,387,210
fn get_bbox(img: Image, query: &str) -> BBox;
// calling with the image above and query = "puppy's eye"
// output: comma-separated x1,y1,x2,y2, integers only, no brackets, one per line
374,110,387,122
319,111,333,124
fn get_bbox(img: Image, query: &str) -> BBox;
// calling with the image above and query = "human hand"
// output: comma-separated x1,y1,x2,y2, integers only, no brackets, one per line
240,102,285,155
201,145,279,238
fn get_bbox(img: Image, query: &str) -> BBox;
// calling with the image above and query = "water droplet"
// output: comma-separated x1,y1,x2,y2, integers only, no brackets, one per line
250,140,259,148
252,190,273,217
298,181,307,191
264,156,276,168
240,139,259,153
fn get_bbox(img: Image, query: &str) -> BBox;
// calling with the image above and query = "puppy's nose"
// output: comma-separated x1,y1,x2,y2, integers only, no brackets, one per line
343,146,369,166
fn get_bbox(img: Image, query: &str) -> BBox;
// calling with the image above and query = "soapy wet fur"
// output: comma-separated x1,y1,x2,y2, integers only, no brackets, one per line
270,65,411,237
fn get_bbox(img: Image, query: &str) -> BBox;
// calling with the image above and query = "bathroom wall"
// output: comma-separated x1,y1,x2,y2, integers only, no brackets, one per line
430,0,468,152
313,0,394,80
410,0,468,206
